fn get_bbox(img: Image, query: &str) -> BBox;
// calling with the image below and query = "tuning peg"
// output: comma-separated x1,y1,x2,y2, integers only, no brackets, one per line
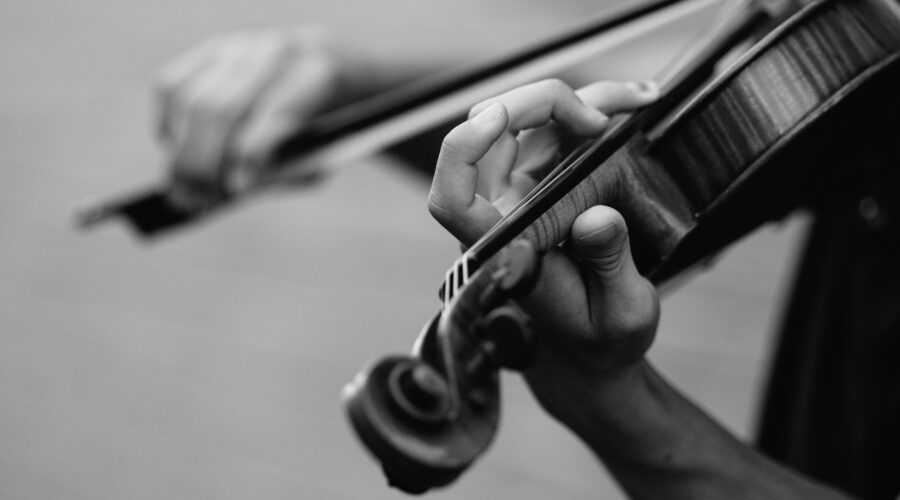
491,239,540,297
479,304,536,371
386,359,451,424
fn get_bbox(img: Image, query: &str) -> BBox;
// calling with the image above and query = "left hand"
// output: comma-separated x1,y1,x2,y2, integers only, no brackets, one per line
427,79,661,421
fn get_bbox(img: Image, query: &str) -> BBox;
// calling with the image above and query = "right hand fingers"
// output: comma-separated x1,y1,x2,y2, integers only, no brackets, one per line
230,46,339,175
155,29,334,190
157,34,277,173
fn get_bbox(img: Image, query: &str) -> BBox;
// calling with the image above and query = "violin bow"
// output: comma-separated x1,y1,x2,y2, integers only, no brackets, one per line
74,0,723,237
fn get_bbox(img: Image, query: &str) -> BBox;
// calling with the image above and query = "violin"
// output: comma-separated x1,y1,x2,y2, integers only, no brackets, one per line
342,0,900,493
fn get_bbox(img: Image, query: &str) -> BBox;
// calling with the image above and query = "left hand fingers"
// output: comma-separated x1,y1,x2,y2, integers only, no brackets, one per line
469,79,658,136
469,79,609,136
429,103,509,246
474,131,518,202
519,206,659,370
568,206,658,339
470,79,659,207
575,80,659,115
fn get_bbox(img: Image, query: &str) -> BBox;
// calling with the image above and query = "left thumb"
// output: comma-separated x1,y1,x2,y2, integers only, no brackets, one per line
570,205,633,278
569,206,651,324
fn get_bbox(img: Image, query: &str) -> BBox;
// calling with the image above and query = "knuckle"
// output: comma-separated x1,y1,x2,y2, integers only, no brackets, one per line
427,192,458,226
183,94,209,118
629,294,660,334
305,53,340,88
439,126,469,157
582,79,618,96
184,92,231,122
539,78,571,95
589,249,626,274
439,135,461,158
585,233,630,274
208,94,240,120
467,100,492,120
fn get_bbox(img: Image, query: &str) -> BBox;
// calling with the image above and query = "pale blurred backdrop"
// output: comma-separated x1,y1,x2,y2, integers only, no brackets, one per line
1,0,808,498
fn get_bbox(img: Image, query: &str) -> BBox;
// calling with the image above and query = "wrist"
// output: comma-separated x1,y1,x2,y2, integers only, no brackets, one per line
534,359,702,467
525,357,649,435
549,362,857,500
549,360,652,434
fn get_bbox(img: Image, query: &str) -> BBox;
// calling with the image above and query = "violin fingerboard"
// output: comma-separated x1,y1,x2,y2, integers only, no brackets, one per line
520,135,695,272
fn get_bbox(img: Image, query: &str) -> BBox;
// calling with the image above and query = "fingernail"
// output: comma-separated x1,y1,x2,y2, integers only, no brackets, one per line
470,102,504,124
625,80,659,95
577,222,618,245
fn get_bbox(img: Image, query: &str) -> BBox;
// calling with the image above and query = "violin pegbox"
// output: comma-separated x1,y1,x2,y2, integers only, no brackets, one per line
342,239,541,494
454,239,542,371
431,238,541,383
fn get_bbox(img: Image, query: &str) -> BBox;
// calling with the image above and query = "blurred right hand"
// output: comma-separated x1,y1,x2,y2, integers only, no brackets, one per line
155,27,348,201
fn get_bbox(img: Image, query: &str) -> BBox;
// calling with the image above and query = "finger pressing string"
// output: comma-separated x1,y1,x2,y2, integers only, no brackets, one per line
575,80,659,115
569,206,658,336
474,131,518,202
429,103,508,246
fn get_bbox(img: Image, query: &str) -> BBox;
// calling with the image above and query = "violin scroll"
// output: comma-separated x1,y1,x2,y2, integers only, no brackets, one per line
343,240,540,493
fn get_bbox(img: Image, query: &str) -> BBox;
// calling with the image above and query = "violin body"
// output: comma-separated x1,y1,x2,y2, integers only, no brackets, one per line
344,0,900,493
630,0,900,281
486,0,900,283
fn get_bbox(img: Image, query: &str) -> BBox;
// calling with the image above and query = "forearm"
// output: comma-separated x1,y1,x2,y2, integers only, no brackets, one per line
557,361,853,500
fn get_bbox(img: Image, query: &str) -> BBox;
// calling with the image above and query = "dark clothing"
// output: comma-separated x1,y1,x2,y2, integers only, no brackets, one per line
758,144,900,500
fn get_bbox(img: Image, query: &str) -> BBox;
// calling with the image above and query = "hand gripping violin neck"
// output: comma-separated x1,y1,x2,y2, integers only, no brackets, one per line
343,0,900,493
